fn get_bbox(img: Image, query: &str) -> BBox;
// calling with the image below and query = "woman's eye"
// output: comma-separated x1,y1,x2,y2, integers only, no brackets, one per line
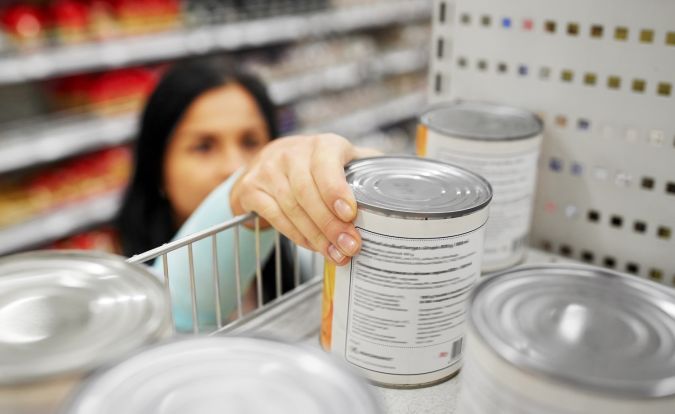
190,136,215,153
241,133,262,149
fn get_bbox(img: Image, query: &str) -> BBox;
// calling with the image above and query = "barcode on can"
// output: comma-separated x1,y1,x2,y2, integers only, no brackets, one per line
451,337,464,361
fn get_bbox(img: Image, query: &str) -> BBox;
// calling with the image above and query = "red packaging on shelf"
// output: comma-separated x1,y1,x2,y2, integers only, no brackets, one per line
0,4,48,49
49,0,92,44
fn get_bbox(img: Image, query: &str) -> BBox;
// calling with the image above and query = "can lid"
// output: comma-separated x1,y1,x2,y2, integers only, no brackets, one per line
63,337,383,414
469,264,675,398
420,101,543,141
346,156,492,218
0,251,168,385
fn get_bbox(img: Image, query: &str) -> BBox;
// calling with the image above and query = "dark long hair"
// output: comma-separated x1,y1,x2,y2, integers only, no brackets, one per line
117,60,292,300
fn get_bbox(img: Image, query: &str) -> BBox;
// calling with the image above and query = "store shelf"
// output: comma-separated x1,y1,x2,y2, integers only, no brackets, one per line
0,90,426,254
217,248,569,414
310,89,426,137
0,48,427,174
0,113,137,174
0,191,122,255
269,47,429,105
0,0,431,85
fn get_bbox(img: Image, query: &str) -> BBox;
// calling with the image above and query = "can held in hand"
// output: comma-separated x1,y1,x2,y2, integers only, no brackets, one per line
417,101,542,272
458,264,675,414
321,156,493,388
0,251,169,414
63,336,383,414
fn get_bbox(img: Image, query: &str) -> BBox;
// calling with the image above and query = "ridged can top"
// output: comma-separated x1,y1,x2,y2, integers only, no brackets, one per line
345,156,492,219
420,101,543,141
0,251,168,385
63,337,382,414
469,264,675,398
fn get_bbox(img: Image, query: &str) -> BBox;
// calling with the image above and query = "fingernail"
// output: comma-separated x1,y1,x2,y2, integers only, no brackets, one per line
334,199,354,222
337,233,358,255
328,244,345,263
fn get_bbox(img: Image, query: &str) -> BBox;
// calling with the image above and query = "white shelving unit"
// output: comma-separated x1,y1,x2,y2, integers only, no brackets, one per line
0,0,431,85
430,0,675,283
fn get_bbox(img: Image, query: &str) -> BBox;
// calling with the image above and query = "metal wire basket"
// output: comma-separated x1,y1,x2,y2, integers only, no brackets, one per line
126,213,320,335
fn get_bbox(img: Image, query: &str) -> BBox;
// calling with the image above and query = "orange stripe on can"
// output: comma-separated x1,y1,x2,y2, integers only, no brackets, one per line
416,124,427,157
320,261,336,351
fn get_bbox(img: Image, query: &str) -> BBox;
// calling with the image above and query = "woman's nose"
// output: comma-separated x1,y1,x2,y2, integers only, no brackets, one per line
219,148,244,179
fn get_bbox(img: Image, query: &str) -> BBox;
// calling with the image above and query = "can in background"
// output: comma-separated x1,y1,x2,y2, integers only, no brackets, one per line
458,264,675,414
62,336,382,414
321,156,493,388
0,251,169,414
417,101,543,272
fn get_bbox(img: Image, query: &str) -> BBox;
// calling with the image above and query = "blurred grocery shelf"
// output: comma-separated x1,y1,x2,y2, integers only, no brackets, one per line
311,90,425,137
0,113,138,174
0,0,431,253
270,47,429,105
0,90,424,254
0,0,431,85
0,190,122,255
0,47,428,174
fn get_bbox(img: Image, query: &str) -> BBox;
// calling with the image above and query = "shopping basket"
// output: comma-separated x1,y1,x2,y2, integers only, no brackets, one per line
126,212,321,335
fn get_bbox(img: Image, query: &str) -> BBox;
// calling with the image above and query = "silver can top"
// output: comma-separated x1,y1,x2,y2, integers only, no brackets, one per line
469,264,675,398
420,101,543,141
63,337,382,414
0,251,168,385
346,156,492,219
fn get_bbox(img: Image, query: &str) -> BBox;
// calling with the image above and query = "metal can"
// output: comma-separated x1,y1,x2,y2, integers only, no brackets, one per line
417,101,543,272
62,336,383,414
321,156,493,388
0,251,169,414
458,264,675,414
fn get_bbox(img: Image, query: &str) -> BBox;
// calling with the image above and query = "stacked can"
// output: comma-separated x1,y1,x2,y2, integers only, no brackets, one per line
0,251,169,414
458,264,675,414
417,101,543,272
62,337,382,414
321,156,493,388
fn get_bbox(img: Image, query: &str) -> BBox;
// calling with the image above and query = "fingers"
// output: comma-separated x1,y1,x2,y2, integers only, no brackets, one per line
271,176,330,256
353,146,382,159
287,158,360,264
239,191,311,251
230,134,377,266
310,134,359,222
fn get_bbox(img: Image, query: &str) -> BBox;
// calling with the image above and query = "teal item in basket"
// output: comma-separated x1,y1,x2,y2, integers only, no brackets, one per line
154,171,275,332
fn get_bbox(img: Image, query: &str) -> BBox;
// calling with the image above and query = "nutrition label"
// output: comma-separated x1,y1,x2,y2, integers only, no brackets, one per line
345,227,484,376
435,147,538,264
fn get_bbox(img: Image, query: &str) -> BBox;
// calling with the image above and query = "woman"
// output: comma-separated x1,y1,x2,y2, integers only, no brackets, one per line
118,60,372,331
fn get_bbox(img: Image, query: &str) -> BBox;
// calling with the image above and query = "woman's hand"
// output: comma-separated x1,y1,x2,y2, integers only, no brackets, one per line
230,134,378,265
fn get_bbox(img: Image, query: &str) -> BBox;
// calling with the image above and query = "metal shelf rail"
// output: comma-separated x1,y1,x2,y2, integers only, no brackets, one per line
0,0,431,85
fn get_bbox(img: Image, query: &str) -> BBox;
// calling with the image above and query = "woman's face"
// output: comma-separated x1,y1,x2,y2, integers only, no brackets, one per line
163,83,271,226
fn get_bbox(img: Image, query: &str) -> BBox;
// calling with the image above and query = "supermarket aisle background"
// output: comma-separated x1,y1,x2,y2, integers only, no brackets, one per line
0,0,431,255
